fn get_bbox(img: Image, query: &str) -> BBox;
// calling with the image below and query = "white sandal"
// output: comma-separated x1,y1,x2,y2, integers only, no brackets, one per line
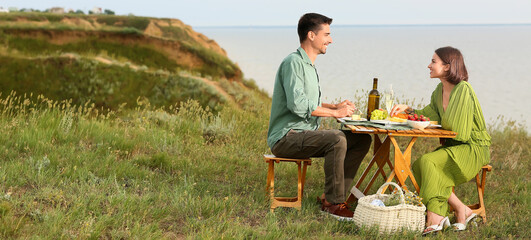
422,216,450,235
452,212,477,231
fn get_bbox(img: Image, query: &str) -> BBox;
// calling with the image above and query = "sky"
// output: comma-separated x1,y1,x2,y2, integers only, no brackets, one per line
1,0,531,27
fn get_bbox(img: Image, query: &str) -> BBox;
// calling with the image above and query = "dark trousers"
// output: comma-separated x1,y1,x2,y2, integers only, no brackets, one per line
271,129,371,204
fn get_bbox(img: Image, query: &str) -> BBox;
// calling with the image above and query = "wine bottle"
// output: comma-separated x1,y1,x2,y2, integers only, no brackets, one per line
366,78,380,120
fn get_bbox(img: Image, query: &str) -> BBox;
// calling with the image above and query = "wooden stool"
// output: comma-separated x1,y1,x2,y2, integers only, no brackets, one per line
264,154,311,211
452,165,492,223
470,165,492,223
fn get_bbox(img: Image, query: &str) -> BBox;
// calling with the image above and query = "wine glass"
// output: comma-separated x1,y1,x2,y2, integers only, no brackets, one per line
352,108,363,120
383,84,394,119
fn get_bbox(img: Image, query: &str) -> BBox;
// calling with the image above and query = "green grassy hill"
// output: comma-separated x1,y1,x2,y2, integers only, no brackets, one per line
0,12,264,111
0,12,529,239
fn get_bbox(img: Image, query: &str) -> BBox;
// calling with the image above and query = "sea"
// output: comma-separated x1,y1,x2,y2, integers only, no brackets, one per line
196,25,531,131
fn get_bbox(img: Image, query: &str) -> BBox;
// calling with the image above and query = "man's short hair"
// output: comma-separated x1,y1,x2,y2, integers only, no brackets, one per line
297,13,333,43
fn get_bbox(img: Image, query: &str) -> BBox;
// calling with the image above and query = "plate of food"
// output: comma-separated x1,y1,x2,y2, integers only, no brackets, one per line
405,114,437,130
407,120,430,130
426,121,442,128
339,116,367,122
370,119,408,125
369,110,408,125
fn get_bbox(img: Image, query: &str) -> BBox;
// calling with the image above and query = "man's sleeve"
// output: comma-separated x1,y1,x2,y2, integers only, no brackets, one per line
281,60,317,120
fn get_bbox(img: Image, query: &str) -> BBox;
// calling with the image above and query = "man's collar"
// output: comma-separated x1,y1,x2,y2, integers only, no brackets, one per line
297,47,313,66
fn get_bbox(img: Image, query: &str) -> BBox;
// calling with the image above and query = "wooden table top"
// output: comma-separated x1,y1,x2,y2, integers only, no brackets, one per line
343,124,457,138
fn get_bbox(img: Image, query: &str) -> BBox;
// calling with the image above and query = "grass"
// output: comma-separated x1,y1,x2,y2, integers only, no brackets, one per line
0,29,239,80
0,92,529,239
0,12,241,80
179,41,239,79
0,56,229,112
4,35,178,72
0,12,151,31
0,10,528,239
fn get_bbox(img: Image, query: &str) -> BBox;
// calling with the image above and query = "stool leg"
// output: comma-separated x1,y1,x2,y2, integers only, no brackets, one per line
297,162,303,210
266,160,275,211
301,161,309,197
477,168,488,223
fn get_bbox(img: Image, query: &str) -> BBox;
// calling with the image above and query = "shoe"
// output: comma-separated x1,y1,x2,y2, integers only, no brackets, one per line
452,213,477,231
422,217,450,236
321,201,354,222
316,195,324,204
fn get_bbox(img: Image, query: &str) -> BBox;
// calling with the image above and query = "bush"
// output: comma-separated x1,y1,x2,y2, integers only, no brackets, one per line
0,56,227,112
134,152,172,172
201,114,235,144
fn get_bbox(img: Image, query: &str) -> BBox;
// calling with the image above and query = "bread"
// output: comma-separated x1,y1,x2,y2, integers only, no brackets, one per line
395,113,408,119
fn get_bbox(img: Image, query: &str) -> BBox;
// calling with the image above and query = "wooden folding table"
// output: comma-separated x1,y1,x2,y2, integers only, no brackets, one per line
342,123,457,201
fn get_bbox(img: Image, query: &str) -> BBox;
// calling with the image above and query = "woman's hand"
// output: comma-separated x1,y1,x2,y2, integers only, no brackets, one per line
390,104,411,117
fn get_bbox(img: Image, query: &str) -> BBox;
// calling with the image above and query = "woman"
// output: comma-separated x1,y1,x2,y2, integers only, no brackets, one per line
390,46,491,235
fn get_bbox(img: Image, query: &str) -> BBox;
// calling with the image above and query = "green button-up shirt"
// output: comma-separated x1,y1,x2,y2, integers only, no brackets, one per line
267,47,322,149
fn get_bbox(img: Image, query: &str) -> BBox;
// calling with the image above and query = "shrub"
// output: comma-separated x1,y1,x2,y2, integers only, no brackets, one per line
134,152,172,172
201,114,235,144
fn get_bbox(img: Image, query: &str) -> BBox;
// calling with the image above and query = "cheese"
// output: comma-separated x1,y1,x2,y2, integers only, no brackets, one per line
389,117,407,122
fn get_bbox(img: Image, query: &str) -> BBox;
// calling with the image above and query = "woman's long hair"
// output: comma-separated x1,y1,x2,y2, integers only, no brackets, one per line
435,46,468,84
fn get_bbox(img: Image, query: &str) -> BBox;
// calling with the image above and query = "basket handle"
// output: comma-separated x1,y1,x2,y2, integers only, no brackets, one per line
376,182,405,205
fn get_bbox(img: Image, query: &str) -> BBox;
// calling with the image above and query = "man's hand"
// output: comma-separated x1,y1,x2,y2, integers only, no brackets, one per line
312,100,356,118
334,104,355,118
335,100,356,109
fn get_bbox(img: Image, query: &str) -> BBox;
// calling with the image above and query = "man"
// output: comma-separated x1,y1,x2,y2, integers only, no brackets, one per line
266,13,372,221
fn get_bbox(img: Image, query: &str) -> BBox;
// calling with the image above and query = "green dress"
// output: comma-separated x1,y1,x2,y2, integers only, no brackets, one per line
412,81,491,216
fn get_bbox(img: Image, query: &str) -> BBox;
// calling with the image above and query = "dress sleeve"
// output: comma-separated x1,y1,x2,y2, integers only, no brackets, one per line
414,87,441,122
446,83,474,142
281,60,317,120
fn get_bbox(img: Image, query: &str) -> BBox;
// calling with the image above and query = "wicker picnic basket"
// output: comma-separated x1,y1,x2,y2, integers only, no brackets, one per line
353,182,426,233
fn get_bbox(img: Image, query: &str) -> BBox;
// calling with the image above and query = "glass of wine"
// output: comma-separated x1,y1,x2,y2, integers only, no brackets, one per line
383,84,394,119
352,108,364,120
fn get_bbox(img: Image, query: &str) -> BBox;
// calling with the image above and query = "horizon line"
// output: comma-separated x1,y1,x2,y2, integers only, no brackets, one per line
194,23,531,28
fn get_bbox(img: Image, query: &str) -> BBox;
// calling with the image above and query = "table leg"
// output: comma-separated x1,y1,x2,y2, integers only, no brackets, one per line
347,134,394,203
389,136,420,193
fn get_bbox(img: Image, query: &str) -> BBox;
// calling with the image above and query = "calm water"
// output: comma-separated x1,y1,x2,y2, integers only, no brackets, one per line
197,25,531,130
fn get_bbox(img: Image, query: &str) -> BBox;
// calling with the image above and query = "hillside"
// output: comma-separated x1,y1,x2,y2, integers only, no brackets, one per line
0,11,530,239
0,12,265,111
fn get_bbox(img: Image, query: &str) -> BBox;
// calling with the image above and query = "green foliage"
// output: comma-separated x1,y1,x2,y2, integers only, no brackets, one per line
5,37,179,71
0,56,226,111
0,12,61,22
1,31,239,79
201,114,235,144
0,12,242,80
118,27,143,35
91,15,151,30
180,42,239,79
104,9,115,15
218,78,268,113
133,152,172,172
0,12,65,22
0,201,10,217
0,92,529,238
1,11,527,239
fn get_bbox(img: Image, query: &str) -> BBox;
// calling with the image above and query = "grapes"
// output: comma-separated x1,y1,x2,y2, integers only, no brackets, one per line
371,109,388,120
